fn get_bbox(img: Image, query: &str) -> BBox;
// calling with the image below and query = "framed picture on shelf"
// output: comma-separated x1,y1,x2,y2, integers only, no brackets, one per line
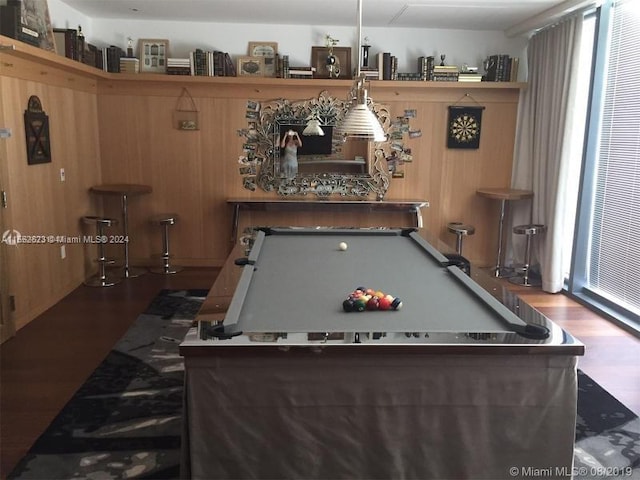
247,42,277,77
0,0,56,51
138,38,169,73
311,46,352,79
237,56,265,77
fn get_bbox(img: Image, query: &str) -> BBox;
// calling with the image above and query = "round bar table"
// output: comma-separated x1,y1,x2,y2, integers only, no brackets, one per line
90,184,152,278
476,187,533,278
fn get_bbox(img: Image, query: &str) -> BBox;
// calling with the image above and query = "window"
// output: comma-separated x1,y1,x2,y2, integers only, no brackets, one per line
570,0,640,330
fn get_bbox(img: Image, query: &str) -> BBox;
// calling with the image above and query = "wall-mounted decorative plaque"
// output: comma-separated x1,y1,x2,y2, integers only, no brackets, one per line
24,96,52,165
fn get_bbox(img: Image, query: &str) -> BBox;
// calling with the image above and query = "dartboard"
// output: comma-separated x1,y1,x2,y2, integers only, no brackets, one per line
450,113,479,143
447,106,483,149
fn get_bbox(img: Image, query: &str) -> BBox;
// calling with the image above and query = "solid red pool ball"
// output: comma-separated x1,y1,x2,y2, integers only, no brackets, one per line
378,297,391,310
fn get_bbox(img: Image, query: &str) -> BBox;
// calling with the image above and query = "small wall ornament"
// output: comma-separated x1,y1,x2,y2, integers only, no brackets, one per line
173,88,199,130
24,96,52,165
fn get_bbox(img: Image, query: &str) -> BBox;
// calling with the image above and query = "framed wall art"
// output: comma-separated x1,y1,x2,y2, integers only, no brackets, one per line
247,42,277,77
237,56,265,77
311,46,352,79
139,38,169,73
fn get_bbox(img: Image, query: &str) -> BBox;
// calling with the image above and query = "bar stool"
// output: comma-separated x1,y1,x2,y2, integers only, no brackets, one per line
89,184,152,278
82,216,120,287
150,213,182,274
447,222,475,256
509,224,546,287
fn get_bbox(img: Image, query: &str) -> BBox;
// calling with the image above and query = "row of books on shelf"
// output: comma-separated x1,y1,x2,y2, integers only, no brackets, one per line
50,27,124,73
167,49,236,76
376,54,517,83
485,54,519,82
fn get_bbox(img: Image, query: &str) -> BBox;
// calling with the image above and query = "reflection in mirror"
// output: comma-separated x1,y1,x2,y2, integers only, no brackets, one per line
276,123,368,177
237,91,414,198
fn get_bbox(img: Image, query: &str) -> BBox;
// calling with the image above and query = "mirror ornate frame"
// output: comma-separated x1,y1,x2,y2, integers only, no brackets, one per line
238,90,411,199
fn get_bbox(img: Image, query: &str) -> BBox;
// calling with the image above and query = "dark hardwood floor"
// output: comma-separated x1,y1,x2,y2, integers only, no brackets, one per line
1,267,638,478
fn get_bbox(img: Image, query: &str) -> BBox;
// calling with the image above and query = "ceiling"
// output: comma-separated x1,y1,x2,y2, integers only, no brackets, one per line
57,0,573,32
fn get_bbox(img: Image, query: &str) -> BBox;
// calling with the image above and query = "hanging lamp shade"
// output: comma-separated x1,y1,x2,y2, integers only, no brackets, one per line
302,118,325,136
338,0,386,142
338,84,386,141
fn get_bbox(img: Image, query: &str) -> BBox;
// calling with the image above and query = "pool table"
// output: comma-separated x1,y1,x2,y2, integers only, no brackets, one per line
180,228,584,480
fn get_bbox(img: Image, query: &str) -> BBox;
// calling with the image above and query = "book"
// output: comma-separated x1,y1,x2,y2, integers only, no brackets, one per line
167,56,191,75
458,73,483,82
279,55,290,78
0,0,40,47
433,64,459,82
102,45,123,73
53,28,77,60
485,54,513,81
360,67,379,80
396,72,422,81
382,52,392,80
119,57,139,74
509,57,519,82
190,49,207,76
82,43,97,68
418,56,435,81
223,52,236,76
288,66,315,79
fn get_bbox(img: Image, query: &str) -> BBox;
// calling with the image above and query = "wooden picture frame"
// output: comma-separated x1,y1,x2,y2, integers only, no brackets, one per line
311,46,352,79
248,42,278,77
138,38,169,73
237,56,265,77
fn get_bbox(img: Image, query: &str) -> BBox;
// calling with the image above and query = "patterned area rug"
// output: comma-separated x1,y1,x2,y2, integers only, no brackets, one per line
8,289,207,480
8,290,640,479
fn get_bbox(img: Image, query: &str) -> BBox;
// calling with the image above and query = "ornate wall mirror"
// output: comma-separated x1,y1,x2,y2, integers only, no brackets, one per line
237,90,414,199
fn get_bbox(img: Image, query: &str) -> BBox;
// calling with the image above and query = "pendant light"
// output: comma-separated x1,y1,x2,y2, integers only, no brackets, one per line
337,0,386,142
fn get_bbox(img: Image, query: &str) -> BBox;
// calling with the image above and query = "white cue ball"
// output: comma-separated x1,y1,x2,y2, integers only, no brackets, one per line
339,242,348,251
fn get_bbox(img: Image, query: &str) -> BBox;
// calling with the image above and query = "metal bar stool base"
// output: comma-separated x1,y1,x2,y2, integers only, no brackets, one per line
490,266,516,279
150,265,183,275
122,266,147,278
508,274,541,287
84,276,120,287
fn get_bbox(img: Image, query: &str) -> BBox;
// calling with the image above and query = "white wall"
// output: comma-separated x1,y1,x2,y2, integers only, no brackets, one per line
46,4,528,79
47,0,92,32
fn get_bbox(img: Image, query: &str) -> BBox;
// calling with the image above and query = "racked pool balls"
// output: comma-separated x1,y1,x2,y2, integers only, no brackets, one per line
343,287,402,312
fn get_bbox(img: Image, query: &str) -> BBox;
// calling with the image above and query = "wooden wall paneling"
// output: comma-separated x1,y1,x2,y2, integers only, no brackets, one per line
0,54,98,94
0,75,16,341
1,65,101,330
96,79,521,270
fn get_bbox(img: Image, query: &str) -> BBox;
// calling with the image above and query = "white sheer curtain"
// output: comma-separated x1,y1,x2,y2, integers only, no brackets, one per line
510,14,584,293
